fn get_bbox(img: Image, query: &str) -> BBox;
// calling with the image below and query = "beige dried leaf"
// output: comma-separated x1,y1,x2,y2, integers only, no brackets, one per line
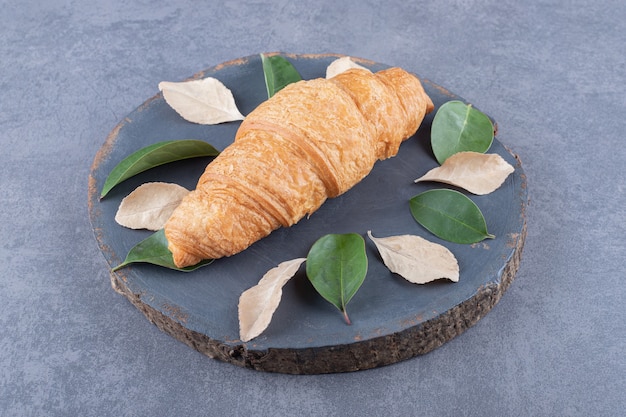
115,182,189,231
368,231,459,284
415,151,515,195
158,77,245,124
238,258,306,342
326,56,371,78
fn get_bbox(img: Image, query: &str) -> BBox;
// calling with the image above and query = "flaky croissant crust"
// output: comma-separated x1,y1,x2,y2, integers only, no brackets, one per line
164,67,434,267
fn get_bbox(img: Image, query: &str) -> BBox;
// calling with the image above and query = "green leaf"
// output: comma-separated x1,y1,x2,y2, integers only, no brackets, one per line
261,53,302,98
100,139,219,198
112,229,213,272
431,100,494,164
305,233,368,324
409,189,495,244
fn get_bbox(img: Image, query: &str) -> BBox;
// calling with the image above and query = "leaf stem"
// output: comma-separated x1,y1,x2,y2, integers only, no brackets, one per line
343,309,352,325
111,263,127,272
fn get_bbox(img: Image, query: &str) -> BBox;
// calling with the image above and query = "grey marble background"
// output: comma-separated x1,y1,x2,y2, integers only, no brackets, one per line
1,0,624,416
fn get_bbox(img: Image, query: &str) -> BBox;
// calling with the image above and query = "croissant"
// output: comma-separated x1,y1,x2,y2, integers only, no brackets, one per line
164,67,434,267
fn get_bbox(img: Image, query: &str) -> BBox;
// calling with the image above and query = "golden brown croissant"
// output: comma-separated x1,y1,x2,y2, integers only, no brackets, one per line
164,67,434,267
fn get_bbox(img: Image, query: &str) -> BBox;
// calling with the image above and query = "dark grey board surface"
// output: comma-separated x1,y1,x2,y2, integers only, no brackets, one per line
88,53,527,374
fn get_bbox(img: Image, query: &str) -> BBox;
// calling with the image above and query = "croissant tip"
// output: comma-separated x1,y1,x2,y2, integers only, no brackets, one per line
166,238,202,268
171,250,204,269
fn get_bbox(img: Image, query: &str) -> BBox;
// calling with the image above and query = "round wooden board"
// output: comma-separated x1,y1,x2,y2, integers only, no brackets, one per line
88,53,527,374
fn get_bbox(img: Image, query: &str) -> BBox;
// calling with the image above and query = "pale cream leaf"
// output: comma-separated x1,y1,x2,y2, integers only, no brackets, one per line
326,56,371,79
368,231,459,284
415,151,515,195
115,182,189,231
158,77,245,124
239,258,306,342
